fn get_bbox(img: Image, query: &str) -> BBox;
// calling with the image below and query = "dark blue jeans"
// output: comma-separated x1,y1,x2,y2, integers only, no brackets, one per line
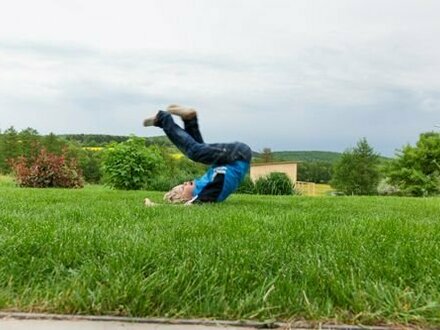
155,111,252,165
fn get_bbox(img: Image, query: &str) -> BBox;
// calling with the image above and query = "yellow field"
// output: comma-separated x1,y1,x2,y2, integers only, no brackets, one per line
296,182,334,196
82,147,104,152
315,183,334,196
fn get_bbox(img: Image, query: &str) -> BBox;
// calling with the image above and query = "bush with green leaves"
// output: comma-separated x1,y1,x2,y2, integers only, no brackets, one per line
78,149,103,184
386,132,440,196
61,141,104,184
254,172,295,195
102,137,165,190
146,152,206,191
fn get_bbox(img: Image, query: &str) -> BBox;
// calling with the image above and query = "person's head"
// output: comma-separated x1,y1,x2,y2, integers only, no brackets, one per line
163,181,194,203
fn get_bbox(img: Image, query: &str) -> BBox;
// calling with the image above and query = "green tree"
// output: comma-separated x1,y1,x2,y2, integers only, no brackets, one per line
102,137,165,190
331,138,380,195
0,127,20,173
298,161,333,183
386,132,440,196
78,149,103,184
261,148,273,163
43,132,66,154
62,140,103,184
18,127,41,159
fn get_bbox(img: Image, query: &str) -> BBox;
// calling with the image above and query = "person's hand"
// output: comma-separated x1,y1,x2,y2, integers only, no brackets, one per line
144,198,157,207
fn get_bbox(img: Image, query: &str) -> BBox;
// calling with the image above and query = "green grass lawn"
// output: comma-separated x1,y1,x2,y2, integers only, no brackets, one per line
0,184,439,326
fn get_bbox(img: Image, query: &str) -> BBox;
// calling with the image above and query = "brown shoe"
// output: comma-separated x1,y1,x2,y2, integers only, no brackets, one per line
167,104,197,120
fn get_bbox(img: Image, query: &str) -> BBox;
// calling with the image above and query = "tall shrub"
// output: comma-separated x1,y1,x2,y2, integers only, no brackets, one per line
10,148,84,188
254,172,294,195
102,137,165,190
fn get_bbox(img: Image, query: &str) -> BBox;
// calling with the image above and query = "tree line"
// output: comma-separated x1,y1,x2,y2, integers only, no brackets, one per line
2,126,439,196
0,127,103,182
253,132,440,196
331,133,440,196
0,126,205,189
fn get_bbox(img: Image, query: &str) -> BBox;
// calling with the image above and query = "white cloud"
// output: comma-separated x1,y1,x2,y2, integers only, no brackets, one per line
1,0,440,156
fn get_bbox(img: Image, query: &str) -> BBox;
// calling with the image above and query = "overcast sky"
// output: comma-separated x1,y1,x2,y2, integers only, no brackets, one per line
1,0,439,156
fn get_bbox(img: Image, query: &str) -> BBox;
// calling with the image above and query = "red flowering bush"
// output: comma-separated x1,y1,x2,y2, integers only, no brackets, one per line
10,148,84,188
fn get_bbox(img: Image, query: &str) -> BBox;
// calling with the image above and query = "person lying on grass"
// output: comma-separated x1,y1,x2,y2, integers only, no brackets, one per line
143,105,252,206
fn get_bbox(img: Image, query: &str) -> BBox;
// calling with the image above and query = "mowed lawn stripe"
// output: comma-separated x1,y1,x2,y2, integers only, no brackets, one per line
0,186,439,326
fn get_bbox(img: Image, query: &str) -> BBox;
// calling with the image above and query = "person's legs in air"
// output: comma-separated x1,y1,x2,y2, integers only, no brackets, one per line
167,105,204,144
144,110,197,157
166,105,251,164
144,109,233,165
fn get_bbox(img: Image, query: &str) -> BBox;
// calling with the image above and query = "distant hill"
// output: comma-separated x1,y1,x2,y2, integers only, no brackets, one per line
271,151,342,163
60,134,129,146
254,150,391,164
253,150,343,164
58,134,390,163
59,134,173,147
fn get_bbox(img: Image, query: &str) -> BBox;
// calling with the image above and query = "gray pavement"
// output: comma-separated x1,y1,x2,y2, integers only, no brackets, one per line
0,319,256,330
0,313,395,330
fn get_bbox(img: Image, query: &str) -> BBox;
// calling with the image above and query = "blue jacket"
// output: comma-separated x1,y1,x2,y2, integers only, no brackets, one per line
192,160,250,202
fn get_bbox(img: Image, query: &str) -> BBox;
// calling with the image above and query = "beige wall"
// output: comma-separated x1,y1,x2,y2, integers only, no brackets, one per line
250,163,297,183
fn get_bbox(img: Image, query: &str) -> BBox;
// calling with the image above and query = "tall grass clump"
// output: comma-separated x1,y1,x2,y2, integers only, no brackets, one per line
236,175,255,194
254,172,295,195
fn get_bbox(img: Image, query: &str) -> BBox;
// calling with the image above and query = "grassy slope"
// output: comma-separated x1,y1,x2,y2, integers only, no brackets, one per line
272,151,342,163
269,151,391,164
0,186,439,326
